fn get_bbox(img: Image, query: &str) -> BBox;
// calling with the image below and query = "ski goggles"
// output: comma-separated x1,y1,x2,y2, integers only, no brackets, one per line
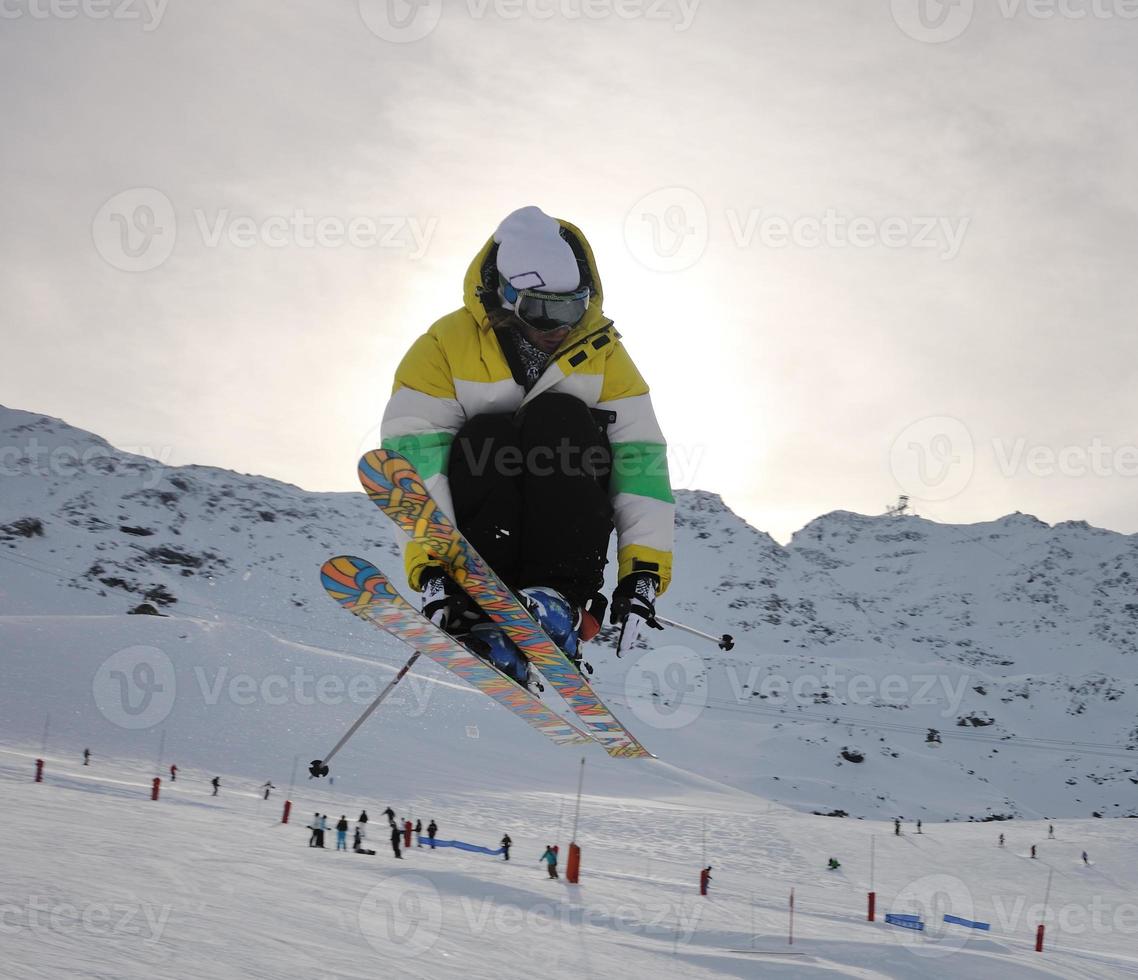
502,284,591,333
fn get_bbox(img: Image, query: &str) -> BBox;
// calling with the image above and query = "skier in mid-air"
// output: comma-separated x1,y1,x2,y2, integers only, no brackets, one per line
378,205,675,682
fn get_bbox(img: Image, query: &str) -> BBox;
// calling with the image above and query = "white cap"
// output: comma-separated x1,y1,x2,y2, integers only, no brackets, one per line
494,206,580,305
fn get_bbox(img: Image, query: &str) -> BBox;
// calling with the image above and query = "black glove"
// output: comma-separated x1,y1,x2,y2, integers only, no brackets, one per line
420,567,478,633
610,572,663,656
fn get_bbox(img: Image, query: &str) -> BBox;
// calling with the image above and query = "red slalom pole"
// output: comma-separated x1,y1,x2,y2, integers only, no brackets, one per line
1035,923,1045,952
281,800,292,824
151,777,161,801
566,843,581,884
868,891,876,922
34,759,44,783
566,757,585,885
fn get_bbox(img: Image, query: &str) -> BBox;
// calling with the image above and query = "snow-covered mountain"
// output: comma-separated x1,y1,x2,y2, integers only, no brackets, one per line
1,405,1134,821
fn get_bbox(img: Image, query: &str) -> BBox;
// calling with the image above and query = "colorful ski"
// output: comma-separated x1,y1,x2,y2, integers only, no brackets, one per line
357,449,652,759
321,555,591,748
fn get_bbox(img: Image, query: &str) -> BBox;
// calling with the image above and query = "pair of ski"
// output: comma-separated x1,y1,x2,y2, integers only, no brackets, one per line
320,449,651,759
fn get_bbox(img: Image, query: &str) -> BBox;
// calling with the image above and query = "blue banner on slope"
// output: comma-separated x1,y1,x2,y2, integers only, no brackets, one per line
943,914,990,931
417,835,504,856
884,914,925,931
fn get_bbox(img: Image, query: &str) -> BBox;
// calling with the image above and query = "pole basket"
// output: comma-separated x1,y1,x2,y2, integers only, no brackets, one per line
566,842,581,884
1035,924,1045,952
281,800,292,824
151,777,161,801
867,891,876,922
34,759,44,783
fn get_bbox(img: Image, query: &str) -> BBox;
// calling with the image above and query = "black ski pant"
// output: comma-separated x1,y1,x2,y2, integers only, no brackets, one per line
447,393,614,608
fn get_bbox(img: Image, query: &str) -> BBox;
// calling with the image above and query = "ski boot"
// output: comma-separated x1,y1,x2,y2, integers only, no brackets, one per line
519,586,595,675
461,623,540,693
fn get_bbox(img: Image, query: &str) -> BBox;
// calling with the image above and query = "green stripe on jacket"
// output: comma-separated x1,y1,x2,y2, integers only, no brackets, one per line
610,442,674,502
380,432,454,481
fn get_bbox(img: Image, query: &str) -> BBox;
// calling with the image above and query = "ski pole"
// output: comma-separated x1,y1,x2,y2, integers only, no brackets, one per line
655,616,734,651
310,651,421,778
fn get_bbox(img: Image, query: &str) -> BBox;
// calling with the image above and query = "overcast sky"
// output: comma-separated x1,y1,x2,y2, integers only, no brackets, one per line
2,0,1136,543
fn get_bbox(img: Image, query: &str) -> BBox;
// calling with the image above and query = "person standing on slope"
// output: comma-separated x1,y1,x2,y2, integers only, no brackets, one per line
415,818,423,846
426,819,438,849
336,815,349,851
378,206,674,680
390,822,403,859
500,834,512,861
540,845,558,879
